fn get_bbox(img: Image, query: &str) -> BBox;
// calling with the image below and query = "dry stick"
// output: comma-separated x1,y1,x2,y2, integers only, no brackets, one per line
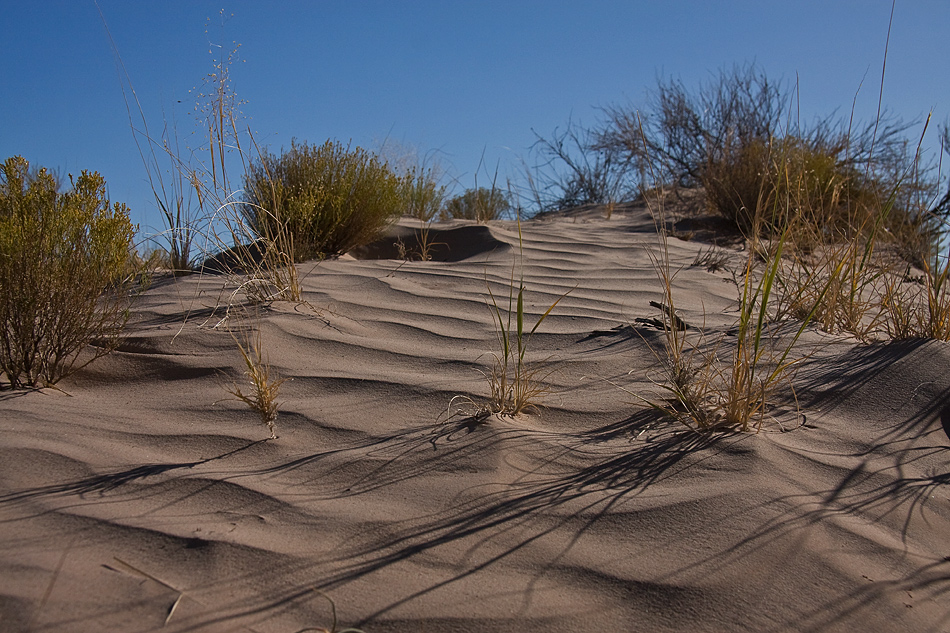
110,557,267,631
114,558,359,633
111,557,189,628
29,538,74,629
292,588,366,633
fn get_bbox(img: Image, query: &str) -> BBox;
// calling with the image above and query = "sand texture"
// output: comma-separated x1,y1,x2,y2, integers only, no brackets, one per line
2,204,949,632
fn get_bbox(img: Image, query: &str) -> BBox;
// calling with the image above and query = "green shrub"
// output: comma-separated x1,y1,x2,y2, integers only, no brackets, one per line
442,187,510,222
0,156,136,389
242,140,407,262
401,166,446,222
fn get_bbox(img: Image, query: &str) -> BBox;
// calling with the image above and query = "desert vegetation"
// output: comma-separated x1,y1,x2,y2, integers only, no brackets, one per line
442,186,511,222
11,12,950,446
531,63,947,256
6,9,950,630
242,139,414,262
224,320,286,439
0,156,136,389
584,63,950,431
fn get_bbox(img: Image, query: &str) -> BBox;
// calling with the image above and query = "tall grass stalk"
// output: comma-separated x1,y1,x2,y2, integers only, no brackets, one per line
100,6,201,274
101,7,301,302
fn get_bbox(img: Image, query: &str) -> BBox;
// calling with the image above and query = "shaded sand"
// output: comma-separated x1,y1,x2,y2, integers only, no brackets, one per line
1,203,948,632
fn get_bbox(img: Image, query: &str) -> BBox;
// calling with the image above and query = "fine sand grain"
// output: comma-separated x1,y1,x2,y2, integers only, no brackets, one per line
2,203,948,632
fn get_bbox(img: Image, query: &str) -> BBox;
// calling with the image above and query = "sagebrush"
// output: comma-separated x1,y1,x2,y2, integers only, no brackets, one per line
443,187,511,222
243,140,409,262
0,156,136,388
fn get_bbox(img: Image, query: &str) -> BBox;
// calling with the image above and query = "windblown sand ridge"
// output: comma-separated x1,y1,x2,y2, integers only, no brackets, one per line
1,205,948,632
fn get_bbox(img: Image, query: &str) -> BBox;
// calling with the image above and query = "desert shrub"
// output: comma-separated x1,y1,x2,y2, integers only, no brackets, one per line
596,63,941,260
442,187,511,222
401,165,446,221
0,156,136,389
597,64,785,189
704,135,885,243
523,118,638,214
242,140,406,262
375,142,448,222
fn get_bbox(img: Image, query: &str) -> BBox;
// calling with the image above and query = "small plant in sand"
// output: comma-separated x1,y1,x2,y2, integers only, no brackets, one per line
450,222,568,418
639,218,813,432
484,274,562,415
225,324,286,439
0,156,136,389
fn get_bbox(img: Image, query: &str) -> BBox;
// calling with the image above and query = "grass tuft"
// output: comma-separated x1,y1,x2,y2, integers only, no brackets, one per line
225,325,286,439
453,221,569,418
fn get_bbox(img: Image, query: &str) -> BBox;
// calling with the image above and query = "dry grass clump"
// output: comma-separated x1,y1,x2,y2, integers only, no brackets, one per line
771,118,950,342
527,62,947,347
225,324,286,439
625,107,824,432
879,247,950,340
640,251,814,432
0,156,136,389
639,194,810,432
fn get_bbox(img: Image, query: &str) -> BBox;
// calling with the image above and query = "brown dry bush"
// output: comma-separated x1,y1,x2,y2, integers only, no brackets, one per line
596,63,943,264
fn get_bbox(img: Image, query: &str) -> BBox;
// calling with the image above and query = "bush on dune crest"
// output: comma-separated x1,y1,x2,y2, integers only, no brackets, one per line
513,64,946,263
442,187,511,222
0,156,136,389
242,140,409,262
621,60,950,432
582,62,950,341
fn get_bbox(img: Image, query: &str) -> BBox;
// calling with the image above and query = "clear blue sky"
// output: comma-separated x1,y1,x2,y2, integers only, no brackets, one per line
2,1,948,240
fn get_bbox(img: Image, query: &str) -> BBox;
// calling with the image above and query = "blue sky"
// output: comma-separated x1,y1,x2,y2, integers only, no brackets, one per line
2,1,948,239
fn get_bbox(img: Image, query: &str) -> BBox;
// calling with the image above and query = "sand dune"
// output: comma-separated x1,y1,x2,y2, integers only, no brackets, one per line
1,204,948,632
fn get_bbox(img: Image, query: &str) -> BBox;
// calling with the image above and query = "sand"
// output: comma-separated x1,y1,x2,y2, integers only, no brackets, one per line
1,202,948,632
